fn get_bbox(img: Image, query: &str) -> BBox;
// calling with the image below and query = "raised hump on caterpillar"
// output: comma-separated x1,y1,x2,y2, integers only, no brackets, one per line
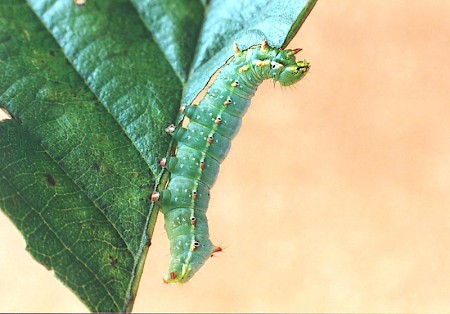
153,40,310,284
163,272,178,284
211,246,223,257
165,124,176,134
150,191,160,203
233,41,242,54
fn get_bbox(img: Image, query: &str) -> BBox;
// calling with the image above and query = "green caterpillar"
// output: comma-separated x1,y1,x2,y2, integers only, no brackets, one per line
151,40,310,283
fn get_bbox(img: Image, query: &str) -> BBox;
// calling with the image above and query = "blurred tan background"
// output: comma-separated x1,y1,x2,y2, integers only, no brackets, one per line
2,1,450,312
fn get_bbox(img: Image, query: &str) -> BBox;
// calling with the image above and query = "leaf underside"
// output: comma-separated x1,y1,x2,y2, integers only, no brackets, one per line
0,0,317,312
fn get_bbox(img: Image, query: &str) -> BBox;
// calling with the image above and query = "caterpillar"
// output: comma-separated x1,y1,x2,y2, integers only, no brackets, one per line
151,40,310,283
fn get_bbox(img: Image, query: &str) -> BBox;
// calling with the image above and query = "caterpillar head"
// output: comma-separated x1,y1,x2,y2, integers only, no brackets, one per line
271,49,310,86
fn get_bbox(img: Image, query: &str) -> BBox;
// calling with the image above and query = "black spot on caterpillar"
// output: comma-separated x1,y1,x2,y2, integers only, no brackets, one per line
152,40,310,283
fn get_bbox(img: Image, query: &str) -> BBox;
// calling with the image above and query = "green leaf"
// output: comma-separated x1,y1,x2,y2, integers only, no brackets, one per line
0,0,317,312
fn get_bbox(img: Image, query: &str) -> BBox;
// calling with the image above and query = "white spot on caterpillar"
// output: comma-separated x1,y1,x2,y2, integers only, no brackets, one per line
271,61,284,70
